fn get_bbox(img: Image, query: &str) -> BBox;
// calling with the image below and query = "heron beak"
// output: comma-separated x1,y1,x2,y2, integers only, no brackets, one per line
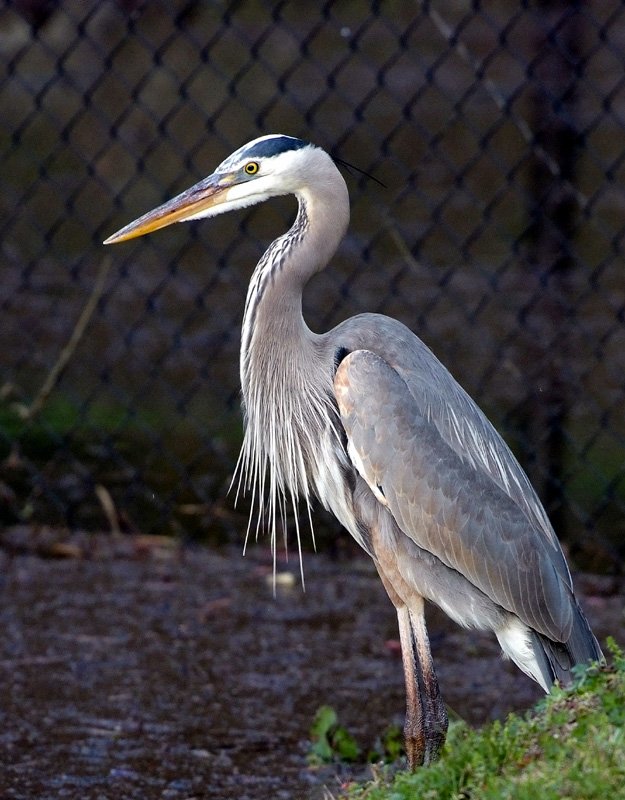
103,173,234,244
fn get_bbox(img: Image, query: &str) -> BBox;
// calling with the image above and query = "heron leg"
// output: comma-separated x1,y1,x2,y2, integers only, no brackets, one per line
374,558,448,768
409,606,448,764
397,605,426,769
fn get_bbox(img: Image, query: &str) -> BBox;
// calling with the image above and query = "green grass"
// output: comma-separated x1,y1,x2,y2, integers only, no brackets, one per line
338,639,625,800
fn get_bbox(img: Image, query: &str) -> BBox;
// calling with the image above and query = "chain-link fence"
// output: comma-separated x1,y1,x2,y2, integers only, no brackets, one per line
1,0,624,568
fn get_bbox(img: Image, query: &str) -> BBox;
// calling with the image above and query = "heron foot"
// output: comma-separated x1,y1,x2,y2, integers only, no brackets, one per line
404,715,426,769
422,709,448,765
422,669,449,765
404,704,448,770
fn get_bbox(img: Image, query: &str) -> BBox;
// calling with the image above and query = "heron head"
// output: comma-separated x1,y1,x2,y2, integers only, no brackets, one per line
103,135,326,245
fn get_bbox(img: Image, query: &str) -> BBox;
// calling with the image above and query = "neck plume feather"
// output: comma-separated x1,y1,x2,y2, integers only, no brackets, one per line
232,173,351,580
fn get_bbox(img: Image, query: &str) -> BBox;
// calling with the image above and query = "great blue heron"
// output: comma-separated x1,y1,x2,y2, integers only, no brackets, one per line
105,134,602,768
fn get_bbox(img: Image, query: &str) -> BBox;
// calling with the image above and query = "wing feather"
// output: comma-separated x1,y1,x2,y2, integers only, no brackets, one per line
334,348,573,641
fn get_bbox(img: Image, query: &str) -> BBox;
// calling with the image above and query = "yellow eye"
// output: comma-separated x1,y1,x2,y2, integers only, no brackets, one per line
244,162,259,175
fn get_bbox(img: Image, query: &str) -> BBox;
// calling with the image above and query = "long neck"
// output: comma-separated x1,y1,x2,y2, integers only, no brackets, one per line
240,166,350,385
235,163,350,557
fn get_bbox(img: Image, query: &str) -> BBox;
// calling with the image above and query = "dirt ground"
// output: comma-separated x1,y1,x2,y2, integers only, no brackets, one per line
0,530,622,800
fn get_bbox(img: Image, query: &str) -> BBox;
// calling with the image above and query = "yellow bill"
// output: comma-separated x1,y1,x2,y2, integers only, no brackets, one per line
103,174,233,245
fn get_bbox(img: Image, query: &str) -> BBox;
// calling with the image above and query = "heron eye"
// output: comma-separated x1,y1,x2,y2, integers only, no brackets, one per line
244,162,259,175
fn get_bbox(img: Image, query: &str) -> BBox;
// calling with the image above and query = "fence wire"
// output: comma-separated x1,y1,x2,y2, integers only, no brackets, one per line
1,0,624,569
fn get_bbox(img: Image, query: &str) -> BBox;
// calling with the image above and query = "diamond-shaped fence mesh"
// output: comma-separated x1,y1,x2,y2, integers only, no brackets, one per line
1,0,624,568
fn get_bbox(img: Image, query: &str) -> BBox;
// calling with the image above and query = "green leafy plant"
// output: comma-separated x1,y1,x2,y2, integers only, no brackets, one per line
368,724,404,764
340,640,625,800
309,705,361,765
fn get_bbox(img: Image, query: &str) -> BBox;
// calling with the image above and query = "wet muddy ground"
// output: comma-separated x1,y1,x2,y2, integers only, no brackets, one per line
0,532,622,800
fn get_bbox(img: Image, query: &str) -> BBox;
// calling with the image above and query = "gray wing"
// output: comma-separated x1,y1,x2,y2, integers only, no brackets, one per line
333,314,572,581
334,348,574,641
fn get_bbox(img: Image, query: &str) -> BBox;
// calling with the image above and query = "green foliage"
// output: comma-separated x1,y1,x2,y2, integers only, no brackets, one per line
0,396,135,460
309,713,406,767
371,724,405,763
309,706,361,765
340,641,625,800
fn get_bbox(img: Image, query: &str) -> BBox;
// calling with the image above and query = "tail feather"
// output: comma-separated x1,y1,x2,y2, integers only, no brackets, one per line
530,600,603,690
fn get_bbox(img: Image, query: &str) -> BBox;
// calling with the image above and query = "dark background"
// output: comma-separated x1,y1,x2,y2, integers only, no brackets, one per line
1,0,624,571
